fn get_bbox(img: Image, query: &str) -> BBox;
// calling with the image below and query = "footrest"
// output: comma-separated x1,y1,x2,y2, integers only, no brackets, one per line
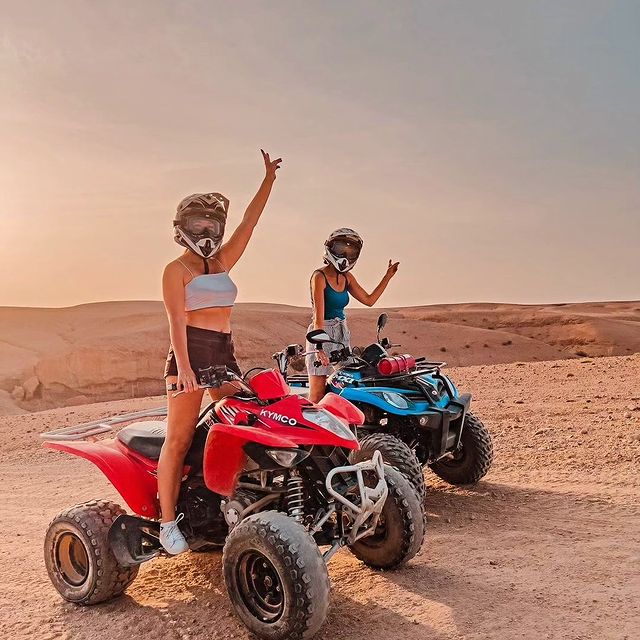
108,514,161,566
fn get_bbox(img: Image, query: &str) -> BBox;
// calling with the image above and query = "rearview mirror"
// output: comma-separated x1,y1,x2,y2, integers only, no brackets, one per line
306,329,335,345
377,313,388,332
285,344,304,357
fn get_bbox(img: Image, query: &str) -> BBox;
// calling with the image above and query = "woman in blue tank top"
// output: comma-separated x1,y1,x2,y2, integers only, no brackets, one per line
306,228,399,402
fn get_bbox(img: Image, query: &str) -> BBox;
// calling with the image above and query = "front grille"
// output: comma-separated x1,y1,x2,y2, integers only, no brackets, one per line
298,446,353,500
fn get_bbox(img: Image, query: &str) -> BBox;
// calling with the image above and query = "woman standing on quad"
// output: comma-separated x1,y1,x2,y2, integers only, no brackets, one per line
307,228,399,402
159,150,282,554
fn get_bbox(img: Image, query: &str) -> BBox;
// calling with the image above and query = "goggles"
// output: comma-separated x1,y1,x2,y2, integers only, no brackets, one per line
329,239,361,261
180,214,225,237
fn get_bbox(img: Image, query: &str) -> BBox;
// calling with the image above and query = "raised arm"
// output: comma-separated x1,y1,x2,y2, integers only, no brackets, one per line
347,260,399,307
219,150,282,270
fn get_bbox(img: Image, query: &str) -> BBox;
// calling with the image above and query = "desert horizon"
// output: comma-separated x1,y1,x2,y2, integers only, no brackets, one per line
1,298,638,416
4,294,640,311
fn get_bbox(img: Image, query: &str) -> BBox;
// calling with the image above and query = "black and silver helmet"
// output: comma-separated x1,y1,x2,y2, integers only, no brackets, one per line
173,192,229,258
324,228,363,273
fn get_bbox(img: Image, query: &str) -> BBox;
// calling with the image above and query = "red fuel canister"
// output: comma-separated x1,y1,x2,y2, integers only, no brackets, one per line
377,355,417,376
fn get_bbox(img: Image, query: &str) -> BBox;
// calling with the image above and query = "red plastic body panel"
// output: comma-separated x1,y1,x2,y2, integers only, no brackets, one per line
377,354,417,376
249,369,290,400
317,392,365,426
43,439,160,518
46,376,365,508
215,395,358,450
203,423,297,496
207,393,360,494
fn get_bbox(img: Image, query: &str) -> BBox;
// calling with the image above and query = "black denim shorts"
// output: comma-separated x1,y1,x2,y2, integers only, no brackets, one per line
164,326,241,378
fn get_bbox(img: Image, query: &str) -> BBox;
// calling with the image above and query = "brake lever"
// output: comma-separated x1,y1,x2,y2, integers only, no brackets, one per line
169,364,231,397
170,384,214,398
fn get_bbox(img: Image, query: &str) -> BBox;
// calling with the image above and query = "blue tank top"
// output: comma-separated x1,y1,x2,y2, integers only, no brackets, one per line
312,270,349,320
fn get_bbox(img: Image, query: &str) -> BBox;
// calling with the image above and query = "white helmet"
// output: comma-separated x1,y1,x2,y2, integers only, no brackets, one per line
173,193,229,258
324,228,363,273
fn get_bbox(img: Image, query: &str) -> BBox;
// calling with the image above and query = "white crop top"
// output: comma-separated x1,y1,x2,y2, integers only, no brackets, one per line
179,259,238,311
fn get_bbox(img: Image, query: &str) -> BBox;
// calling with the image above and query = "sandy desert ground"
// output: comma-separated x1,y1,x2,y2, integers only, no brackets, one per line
1,353,638,640
1,300,639,414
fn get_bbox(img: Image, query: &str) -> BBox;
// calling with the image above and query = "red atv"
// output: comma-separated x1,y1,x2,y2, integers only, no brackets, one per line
42,362,424,640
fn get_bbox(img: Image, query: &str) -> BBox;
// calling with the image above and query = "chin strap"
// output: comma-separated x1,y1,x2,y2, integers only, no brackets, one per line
203,258,209,274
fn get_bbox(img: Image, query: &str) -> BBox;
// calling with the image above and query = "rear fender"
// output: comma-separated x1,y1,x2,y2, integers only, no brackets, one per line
43,440,159,518
203,423,296,496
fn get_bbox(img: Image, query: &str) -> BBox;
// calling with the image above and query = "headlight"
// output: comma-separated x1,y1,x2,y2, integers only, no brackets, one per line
265,448,311,467
376,391,411,409
302,408,357,441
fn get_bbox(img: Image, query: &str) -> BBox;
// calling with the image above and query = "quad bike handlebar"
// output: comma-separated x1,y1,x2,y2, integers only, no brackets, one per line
169,365,255,397
300,326,449,379
273,328,449,380
271,344,336,374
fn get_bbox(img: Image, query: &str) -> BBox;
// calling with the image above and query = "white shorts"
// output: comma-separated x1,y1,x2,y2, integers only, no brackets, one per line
305,318,351,377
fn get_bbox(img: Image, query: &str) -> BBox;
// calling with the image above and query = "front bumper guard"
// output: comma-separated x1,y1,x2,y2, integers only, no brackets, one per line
324,450,388,545
413,392,472,460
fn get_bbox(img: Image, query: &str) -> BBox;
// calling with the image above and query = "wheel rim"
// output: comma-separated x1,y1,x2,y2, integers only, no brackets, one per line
356,513,390,549
356,471,391,548
438,446,467,468
55,532,90,587
236,551,284,623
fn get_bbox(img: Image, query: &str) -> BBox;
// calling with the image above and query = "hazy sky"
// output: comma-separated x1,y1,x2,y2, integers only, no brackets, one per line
1,1,638,308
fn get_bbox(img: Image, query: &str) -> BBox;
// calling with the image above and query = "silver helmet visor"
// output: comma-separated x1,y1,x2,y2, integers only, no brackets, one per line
181,215,225,237
329,239,361,261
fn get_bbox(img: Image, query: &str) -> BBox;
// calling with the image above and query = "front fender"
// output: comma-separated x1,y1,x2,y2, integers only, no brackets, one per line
317,392,365,426
43,440,159,518
203,423,297,497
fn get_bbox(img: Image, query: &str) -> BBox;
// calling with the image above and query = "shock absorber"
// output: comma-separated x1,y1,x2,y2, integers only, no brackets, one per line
286,471,305,523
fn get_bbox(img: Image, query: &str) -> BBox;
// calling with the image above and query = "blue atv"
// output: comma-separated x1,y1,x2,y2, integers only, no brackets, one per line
279,314,493,496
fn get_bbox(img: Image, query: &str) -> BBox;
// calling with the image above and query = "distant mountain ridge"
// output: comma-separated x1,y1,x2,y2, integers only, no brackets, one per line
0,300,638,414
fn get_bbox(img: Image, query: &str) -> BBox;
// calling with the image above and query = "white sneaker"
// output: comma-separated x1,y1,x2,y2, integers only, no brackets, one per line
159,513,189,555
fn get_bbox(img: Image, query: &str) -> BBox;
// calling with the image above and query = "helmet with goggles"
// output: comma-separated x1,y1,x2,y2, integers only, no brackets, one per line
324,228,363,273
173,192,229,258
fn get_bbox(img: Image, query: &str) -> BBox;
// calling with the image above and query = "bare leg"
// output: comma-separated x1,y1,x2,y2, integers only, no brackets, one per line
309,374,327,404
157,377,204,523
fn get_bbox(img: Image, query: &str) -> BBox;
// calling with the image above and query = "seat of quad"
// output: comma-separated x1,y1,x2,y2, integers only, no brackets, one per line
117,421,167,460
288,374,309,386
117,419,209,467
